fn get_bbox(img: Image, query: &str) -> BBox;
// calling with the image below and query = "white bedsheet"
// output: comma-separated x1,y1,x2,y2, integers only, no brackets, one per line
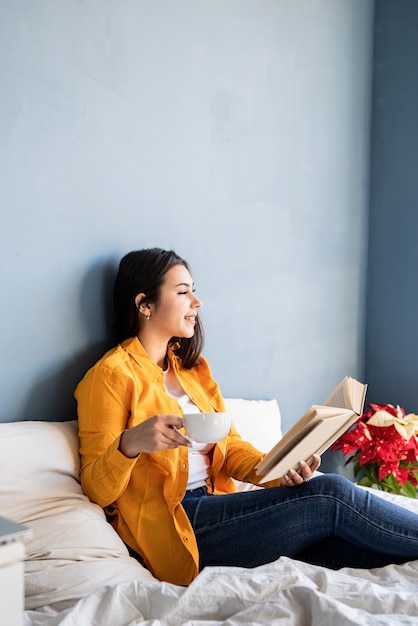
24,556,418,626
4,419,417,625
24,485,418,625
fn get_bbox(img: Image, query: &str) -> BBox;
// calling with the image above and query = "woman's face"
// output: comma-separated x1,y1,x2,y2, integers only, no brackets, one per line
150,264,202,340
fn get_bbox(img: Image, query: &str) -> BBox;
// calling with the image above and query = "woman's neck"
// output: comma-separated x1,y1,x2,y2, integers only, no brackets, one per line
137,332,168,369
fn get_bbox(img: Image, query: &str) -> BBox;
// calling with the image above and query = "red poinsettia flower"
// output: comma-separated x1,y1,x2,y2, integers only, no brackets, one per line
363,403,406,420
332,403,418,497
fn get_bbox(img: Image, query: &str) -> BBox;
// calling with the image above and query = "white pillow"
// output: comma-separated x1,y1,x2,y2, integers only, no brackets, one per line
224,398,282,452
0,420,155,611
223,398,282,493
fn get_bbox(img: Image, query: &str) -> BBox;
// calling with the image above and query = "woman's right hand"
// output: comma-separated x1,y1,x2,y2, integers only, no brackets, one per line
118,414,191,458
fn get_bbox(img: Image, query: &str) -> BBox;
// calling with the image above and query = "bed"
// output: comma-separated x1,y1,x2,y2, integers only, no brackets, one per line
1,398,418,625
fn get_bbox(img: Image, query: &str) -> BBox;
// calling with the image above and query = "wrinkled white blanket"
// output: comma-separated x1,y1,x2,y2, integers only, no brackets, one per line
3,419,416,626
24,555,418,626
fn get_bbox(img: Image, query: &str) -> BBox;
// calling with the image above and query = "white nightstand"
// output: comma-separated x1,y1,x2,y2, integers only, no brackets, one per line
0,516,32,626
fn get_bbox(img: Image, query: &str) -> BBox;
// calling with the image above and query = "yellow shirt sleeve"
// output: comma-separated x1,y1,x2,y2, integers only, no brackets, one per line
76,364,138,507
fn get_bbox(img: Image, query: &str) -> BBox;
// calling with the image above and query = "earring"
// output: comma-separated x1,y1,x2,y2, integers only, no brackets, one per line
146,313,151,320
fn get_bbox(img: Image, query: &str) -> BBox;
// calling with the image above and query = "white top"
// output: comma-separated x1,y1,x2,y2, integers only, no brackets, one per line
164,363,213,490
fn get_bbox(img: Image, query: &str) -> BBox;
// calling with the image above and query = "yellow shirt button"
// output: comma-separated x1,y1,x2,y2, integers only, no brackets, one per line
182,463,187,469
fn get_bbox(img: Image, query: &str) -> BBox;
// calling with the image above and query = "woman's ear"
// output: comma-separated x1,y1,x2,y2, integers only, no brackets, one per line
135,293,149,315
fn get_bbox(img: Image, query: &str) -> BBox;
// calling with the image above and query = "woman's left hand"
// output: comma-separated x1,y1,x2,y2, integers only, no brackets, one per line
281,454,321,487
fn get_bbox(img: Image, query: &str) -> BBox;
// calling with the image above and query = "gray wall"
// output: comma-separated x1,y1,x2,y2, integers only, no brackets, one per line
0,1,373,430
365,0,418,412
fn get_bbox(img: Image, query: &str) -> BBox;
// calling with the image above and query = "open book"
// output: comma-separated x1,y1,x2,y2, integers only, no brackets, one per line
254,376,367,483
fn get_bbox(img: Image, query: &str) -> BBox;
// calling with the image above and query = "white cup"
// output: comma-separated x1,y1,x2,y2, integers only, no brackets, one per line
182,412,231,443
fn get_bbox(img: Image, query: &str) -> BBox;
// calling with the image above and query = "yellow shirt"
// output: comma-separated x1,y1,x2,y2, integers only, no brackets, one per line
75,337,271,585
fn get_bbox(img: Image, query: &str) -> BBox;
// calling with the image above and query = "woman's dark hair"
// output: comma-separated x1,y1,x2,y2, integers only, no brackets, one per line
113,248,204,369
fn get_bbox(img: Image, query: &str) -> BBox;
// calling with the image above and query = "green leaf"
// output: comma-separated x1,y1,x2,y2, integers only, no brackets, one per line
357,476,375,488
402,481,418,499
344,456,418,498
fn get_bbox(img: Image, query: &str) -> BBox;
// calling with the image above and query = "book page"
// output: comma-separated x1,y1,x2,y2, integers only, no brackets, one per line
258,411,357,483
323,377,348,409
323,376,367,414
254,376,367,480
255,405,350,475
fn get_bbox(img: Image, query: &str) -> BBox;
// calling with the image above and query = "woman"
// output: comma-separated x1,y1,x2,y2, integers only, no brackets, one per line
75,247,418,586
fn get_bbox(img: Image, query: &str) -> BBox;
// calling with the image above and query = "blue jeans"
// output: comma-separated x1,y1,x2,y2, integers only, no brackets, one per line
182,474,418,570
